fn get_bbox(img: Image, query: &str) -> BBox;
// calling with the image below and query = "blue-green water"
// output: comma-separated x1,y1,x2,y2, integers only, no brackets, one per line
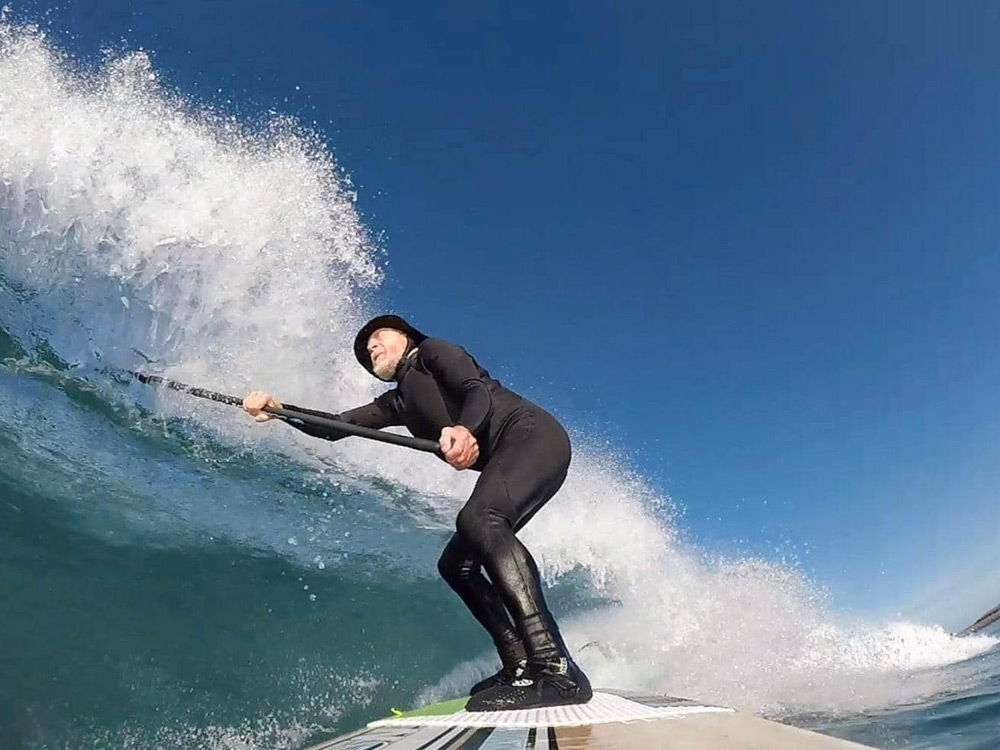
1,19,998,750
0,348,484,748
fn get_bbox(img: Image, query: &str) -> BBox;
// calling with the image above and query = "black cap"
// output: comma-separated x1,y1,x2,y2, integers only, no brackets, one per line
353,314,428,375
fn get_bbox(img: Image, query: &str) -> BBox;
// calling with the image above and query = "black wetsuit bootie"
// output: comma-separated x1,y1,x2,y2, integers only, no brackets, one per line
469,659,527,696
470,639,527,695
465,657,592,712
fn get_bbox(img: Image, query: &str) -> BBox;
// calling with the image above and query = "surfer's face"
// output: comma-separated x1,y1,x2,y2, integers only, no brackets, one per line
367,328,409,380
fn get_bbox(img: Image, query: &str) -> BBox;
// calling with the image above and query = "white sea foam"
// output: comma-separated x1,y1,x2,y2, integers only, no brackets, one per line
1,21,995,726
424,457,998,715
0,18,377,406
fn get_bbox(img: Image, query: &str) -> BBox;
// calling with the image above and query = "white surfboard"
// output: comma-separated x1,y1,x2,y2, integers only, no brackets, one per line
305,690,874,750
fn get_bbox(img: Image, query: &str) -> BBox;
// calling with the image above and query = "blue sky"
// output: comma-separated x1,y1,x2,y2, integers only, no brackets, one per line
40,0,1000,627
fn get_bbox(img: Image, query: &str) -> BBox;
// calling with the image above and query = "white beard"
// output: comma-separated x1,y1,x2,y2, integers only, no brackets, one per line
372,353,401,381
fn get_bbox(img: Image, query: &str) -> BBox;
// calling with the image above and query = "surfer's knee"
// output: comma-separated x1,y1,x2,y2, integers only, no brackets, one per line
455,505,484,551
456,504,510,555
437,540,460,581
437,552,456,584
437,537,476,585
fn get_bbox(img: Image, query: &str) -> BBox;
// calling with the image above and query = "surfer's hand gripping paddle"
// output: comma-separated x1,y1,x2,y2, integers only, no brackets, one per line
131,372,443,456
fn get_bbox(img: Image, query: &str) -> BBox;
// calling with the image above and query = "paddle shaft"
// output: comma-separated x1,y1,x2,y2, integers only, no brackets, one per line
132,373,442,455
956,603,1000,637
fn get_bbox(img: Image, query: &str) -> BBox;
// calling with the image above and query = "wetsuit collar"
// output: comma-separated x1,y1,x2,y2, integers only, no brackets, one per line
392,347,419,382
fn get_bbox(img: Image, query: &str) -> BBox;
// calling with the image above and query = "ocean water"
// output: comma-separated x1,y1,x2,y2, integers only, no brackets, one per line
1,19,998,750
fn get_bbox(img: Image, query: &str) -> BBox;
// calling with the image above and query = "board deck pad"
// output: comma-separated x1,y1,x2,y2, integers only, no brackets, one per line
369,691,732,729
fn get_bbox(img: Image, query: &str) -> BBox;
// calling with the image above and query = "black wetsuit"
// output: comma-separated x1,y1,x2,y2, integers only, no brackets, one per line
287,338,572,665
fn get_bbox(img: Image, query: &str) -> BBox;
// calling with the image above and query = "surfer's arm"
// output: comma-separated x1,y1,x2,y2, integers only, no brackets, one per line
419,338,493,436
285,390,403,443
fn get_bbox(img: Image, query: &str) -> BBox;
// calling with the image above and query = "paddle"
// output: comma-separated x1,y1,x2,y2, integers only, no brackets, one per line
956,602,1000,637
131,372,442,455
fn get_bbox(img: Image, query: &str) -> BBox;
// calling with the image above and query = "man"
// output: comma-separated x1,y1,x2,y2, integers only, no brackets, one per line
242,315,591,711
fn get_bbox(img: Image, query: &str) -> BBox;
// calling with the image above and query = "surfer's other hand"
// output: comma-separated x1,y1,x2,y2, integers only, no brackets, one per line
243,390,282,422
440,425,479,469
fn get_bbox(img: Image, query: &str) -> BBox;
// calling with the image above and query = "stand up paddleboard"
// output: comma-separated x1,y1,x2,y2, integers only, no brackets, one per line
305,690,874,750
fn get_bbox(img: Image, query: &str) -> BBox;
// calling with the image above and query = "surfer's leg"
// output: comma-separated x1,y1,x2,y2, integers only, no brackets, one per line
437,535,524,650
437,535,527,694
456,410,570,658
457,467,570,663
457,409,591,710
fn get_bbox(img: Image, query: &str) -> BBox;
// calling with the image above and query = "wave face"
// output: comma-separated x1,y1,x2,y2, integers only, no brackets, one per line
1,19,997,750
